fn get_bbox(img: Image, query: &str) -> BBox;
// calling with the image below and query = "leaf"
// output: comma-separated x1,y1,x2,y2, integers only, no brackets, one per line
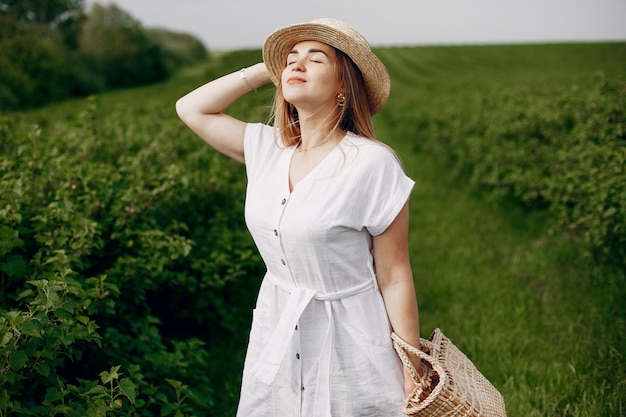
1,255,27,278
118,378,137,404
44,383,66,402
16,289,34,301
35,361,50,377
99,371,111,384
84,385,107,396
109,365,122,380
9,350,28,370
100,365,121,384
20,321,42,338
60,335,75,346
86,403,107,417
0,226,23,257
0,389,10,408
1,331,12,348
160,403,176,417
165,378,184,391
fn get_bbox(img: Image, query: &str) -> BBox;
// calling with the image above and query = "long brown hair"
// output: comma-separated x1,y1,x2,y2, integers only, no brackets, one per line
270,48,377,147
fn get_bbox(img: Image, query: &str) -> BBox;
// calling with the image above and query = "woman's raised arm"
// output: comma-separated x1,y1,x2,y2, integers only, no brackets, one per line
175,62,272,163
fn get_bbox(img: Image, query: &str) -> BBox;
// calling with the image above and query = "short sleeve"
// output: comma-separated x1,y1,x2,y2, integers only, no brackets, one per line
243,123,279,183
359,147,414,236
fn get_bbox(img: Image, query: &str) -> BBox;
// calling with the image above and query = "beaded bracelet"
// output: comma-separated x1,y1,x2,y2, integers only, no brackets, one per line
240,68,257,93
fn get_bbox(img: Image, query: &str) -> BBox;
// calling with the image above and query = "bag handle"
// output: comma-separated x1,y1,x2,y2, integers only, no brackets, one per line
391,332,448,413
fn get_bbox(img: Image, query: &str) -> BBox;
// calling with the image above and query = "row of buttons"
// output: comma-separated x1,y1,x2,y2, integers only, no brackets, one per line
276,197,305,393
279,198,287,266
295,324,300,360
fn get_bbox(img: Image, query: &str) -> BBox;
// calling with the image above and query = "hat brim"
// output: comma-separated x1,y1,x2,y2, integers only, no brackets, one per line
262,20,390,115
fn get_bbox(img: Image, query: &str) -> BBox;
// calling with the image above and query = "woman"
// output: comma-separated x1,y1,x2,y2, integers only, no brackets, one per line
176,18,421,417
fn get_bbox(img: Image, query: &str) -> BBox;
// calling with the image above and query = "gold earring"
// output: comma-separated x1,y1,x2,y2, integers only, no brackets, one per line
337,93,346,107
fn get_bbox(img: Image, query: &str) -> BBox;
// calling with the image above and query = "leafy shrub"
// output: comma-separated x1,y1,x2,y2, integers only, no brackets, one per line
0,91,263,415
413,75,626,266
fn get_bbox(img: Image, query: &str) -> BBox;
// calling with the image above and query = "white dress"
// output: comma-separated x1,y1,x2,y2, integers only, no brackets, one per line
237,123,415,417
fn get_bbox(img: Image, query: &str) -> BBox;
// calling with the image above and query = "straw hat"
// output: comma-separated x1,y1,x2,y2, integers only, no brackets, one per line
262,18,390,114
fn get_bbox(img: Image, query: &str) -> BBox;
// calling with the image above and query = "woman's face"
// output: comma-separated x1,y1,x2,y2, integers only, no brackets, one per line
281,40,341,113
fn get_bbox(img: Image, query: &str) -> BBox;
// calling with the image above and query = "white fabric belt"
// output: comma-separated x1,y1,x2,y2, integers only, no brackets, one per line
250,275,376,417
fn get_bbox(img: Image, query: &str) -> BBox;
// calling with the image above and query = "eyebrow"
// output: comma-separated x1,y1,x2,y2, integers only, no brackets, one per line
288,48,329,57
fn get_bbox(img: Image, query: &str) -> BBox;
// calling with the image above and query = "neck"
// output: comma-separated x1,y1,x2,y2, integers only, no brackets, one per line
296,134,334,152
298,124,345,152
296,108,343,152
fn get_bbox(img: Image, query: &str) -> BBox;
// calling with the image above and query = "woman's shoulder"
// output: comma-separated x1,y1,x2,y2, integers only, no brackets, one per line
244,122,287,151
243,123,288,169
341,133,400,166
246,122,275,139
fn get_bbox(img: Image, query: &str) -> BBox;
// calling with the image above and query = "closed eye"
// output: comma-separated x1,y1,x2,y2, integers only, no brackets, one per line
286,47,329,66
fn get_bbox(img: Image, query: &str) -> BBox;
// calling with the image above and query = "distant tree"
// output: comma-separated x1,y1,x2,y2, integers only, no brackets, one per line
79,3,168,88
0,1,199,110
0,15,77,109
146,28,208,72
0,0,86,50
0,0,85,24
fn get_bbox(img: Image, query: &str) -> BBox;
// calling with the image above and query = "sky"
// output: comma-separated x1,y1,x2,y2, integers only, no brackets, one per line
85,0,626,51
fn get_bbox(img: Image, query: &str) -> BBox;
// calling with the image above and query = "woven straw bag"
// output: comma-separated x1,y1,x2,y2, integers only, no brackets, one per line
391,329,507,417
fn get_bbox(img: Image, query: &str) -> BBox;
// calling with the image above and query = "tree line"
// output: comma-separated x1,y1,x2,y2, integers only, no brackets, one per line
0,1,208,110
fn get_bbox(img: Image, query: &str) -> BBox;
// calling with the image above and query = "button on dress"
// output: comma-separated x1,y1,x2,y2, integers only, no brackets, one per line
237,123,415,417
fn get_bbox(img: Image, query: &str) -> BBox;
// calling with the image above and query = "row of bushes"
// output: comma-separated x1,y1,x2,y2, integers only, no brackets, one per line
0,82,265,414
0,3,207,110
410,75,625,266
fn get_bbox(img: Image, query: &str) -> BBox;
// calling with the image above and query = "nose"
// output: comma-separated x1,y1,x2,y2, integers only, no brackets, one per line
291,57,305,72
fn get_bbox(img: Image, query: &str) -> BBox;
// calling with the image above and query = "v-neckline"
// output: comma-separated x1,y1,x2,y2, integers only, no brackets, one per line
286,138,344,194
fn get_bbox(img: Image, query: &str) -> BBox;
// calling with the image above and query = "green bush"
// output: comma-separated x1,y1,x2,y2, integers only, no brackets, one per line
379,43,626,267
0,91,263,415
412,75,626,266
0,18,78,109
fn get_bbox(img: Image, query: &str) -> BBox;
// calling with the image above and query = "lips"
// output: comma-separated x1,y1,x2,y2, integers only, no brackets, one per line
287,77,306,84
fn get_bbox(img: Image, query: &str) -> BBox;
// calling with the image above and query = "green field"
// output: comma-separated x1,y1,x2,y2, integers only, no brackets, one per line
1,43,625,416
